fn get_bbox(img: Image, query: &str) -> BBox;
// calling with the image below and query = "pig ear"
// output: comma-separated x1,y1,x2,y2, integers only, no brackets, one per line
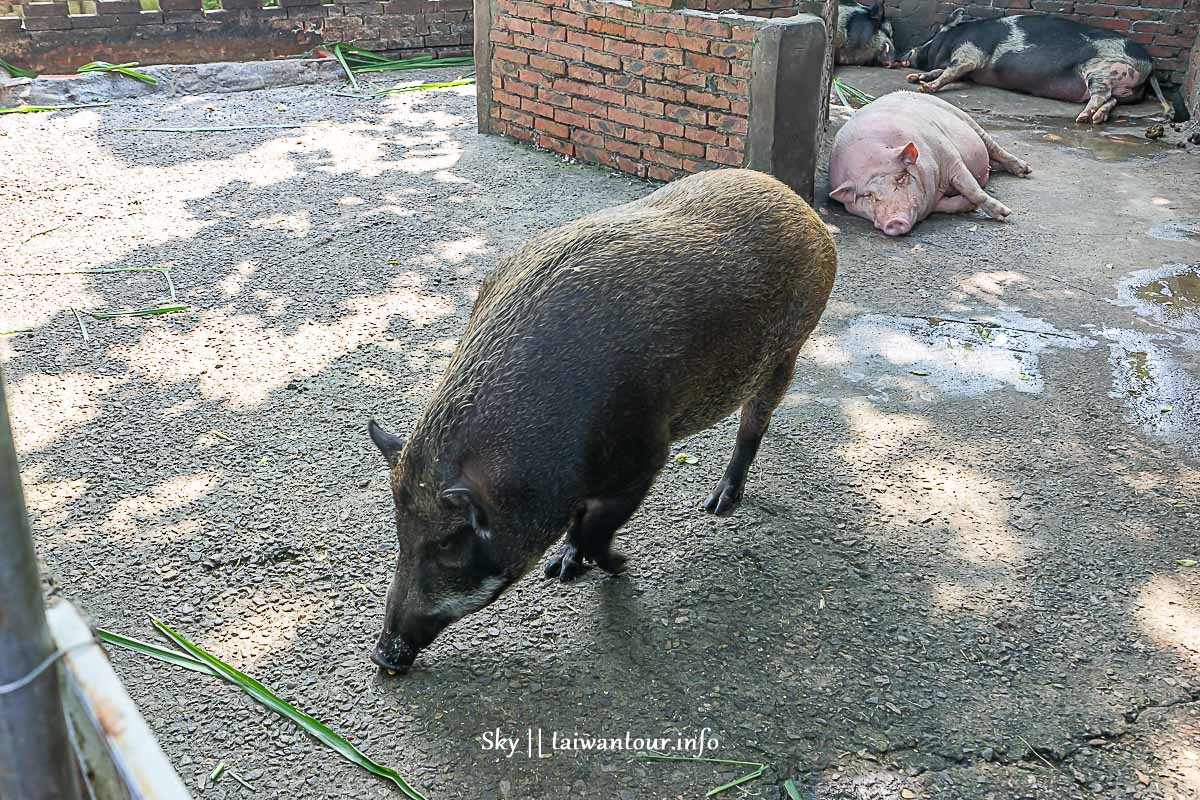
830,182,857,204
440,486,491,535
899,142,920,165
368,419,405,464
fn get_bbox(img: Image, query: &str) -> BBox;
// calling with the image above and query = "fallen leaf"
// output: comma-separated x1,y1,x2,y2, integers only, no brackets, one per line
1161,405,1173,413
1176,559,1197,567
1135,769,1150,786
901,789,917,799
675,453,698,464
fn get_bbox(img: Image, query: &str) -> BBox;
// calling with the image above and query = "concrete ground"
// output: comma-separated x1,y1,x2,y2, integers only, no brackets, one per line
1,65,1199,800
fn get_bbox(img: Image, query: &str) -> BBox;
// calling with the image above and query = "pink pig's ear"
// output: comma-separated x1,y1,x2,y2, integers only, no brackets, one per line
899,142,919,165
830,182,856,204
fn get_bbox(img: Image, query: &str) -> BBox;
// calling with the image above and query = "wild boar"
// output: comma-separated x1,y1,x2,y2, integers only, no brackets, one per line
835,0,896,67
829,91,1032,236
367,169,837,672
901,11,1170,124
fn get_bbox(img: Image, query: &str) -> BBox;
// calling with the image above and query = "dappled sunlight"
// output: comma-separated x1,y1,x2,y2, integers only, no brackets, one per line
1141,727,1200,798
103,471,220,540
836,398,934,464
1136,574,1200,661
5,372,127,451
218,260,259,298
21,468,91,530
248,210,313,237
113,283,456,406
951,270,1028,307
196,590,335,672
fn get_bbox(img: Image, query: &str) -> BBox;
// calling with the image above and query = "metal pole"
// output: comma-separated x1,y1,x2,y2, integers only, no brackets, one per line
0,365,83,800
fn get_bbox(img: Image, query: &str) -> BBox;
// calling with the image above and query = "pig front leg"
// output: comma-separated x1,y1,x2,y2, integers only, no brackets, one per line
544,485,653,581
934,195,979,215
949,166,1012,222
907,61,975,93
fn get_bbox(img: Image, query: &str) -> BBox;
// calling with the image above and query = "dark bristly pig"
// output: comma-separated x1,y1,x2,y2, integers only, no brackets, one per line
366,169,837,672
835,0,896,67
830,91,1032,236
901,11,1171,125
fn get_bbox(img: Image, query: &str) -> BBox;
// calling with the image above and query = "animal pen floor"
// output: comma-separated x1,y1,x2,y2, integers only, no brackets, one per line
2,66,1199,800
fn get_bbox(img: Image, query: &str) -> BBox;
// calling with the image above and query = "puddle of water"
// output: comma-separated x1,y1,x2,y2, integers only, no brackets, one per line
808,310,1092,399
1102,327,1200,450
987,117,1173,162
1147,219,1200,243
1112,263,1200,331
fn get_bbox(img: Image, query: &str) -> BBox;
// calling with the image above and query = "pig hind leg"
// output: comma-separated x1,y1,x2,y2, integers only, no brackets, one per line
704,350,799,516
956,114,1032,177
544,469,662,582
950,164,1012,221
1077,72,1120,125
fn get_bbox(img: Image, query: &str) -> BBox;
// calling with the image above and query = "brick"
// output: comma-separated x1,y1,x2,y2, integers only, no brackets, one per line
1154,35,1195,47
684,15,729,37
614,157,647,178
644,115,685,136
23,2,69,16
676,33,711,52
663,136,704,156
512,33,549,51
568,63,605,82
728,97,749,116
535,116,571,137
603,135,640,157
572,97,608,116
1139,0,1183,7
643,147,683,168
1073,2,1117,15
644,46,684,65
991,0,1031,7
538,86,575,107
490,30,515,45
583,48,622,69
532,21,566,39
647,166,678,182
22,16,74,28
713,75,748,95
707,111,747,133
507,79,538,99
514,1,553,19
592,117,625,136
1131,20,1178,34
665,103,706,125
530,53,567,73
643,10,687,29
684,51,730,74
580,82,626,104
625,128,662,146
538,134,574,156
576,145,617,168
628,94,664,114
1086,17,1129,29
554,108,591,127
501,15,535,33
609,107,647,128
521,97,556,118
500,106,536,127
566,29,605,49
685,88,730,109
1030,0,1071,11
663,66,706,86
493,89,524,107
623,58,665,79
683,124,726,145
705,145,741,165
95,0,142,12
494,46,530,65
585,17,625,36
571,128,606,148
548,41,584,59
731,24,757,40
628,26,672,45
726,133,745,152
552,77,591,94
645,81,687,102
709,40,750,59
605,38,642,58
551,9,586,27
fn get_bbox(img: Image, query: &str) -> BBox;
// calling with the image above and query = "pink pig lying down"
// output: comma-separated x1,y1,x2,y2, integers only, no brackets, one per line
828,91,1032,237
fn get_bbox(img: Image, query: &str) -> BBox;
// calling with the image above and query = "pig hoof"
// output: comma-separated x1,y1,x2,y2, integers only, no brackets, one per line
905,73,921,83
984,201,1012,222
917,82,937,94
703,480,744,516
1012,159,1033,177
544,544,588,582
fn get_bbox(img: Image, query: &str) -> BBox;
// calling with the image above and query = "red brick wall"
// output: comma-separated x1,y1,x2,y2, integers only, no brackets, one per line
885,0,1199,84
0,0,472,74
684,0,797,19
484,0,762,181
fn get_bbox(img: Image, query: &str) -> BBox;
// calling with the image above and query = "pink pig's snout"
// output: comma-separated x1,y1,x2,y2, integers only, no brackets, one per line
880,217,913,237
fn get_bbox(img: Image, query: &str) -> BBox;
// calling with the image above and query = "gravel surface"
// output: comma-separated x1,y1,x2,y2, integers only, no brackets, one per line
2,68,1199,800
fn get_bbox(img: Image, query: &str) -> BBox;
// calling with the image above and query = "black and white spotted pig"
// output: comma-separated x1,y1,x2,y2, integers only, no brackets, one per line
835,0,896,67
901,11,1170,124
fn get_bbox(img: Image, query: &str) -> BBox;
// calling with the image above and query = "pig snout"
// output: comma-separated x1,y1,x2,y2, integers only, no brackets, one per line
371,635,420,673
881,217,912,236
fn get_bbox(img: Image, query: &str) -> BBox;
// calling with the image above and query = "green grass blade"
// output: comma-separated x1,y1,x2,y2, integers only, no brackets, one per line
783,778,803,800
332,43,361,93
634,753,767,797
0,57,38,79
96,628,218,677
376,78,476,95
77,60,157,84
0,103,112,114
150,617,427,799
84,304,189,319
